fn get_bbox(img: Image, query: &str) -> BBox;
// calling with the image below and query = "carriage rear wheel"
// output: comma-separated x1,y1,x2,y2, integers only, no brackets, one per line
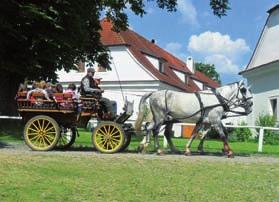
56,127,76,149
24,115,60,151
92,121,125,154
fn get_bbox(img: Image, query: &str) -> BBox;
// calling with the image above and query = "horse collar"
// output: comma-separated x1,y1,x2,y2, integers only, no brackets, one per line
195,92,205,122
214,91,230,112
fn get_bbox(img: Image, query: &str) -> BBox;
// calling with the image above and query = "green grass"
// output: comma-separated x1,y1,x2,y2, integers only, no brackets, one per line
0,120,23,142
74,129,279,156
1,126,279,201
1,126,279,155
0,151,279,202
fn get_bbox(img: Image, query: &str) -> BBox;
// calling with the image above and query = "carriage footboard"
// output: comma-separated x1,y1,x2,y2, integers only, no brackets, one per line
115,99,134,124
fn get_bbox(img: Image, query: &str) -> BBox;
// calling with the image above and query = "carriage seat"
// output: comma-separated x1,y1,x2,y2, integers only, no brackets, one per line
79,94,101,112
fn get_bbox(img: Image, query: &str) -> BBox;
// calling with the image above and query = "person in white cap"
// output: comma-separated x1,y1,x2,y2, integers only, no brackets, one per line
80,68,116,119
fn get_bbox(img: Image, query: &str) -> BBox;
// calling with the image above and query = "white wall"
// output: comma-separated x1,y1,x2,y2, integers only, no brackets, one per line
57,46,156,83
243,62,279,125
248,9,279,68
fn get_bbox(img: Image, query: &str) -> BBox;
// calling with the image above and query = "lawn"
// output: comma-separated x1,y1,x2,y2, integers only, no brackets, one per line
74,128,279,156
1,124,279,201
1,125,279,156
0,150,279,202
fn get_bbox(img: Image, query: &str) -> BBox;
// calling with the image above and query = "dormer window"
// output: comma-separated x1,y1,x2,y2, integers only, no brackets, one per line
185,74,189,85
159,61,165,73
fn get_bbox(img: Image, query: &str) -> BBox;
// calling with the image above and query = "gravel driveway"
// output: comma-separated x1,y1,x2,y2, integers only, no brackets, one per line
1,141,279,164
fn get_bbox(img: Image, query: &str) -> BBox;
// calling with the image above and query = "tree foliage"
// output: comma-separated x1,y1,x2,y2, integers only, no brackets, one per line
0,0,230,81
195,62,221,84
210,0,230,17
0,0,230,115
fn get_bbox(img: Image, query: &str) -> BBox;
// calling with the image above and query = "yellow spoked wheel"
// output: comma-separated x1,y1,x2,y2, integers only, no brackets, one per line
92,121,125,154
24,115,60,151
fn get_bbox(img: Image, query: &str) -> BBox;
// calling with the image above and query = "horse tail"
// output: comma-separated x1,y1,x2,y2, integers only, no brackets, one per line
134,92,153,132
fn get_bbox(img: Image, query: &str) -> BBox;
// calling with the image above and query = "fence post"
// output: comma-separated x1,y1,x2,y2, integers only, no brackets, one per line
258,127,264,152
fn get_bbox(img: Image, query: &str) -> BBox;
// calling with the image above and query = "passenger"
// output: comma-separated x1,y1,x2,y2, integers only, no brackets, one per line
26,80,50,100
55,83,64,93
17,80,28,92
31,81,38,90
45,82,56,99
15,80,28,100
54,83,64,102
80,68,117,119
64,83,77,99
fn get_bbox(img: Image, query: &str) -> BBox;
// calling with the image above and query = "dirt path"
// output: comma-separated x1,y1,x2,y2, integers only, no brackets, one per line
1,141,279,164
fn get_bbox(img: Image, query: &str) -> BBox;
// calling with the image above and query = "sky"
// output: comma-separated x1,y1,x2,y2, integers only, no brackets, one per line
126,0,279,84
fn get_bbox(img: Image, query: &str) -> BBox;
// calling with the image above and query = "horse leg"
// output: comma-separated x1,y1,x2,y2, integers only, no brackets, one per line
185,122,204,155
197,125,211,154
138,135,147,152
213,123,234,158
153,126,164,155
164,123,179,154
138,121,156,153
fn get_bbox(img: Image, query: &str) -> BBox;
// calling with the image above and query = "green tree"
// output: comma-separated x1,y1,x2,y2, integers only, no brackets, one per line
0,0,230,115
195,62,221,84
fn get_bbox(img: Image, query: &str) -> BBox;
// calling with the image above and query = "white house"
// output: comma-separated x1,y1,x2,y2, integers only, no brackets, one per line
58,19,219,136
240,4,279,125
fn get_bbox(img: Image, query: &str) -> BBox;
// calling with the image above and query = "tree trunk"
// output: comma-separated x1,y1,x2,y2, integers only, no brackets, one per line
0,71,23,116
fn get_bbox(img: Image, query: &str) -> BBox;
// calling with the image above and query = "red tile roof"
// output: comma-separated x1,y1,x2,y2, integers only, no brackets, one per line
193,71,220,88
100,19,219,92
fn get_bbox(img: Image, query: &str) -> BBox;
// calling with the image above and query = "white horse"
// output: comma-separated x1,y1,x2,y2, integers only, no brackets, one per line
134,81,253,157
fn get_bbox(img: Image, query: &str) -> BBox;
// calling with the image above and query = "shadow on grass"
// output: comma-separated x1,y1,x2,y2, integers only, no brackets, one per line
0,141,10,148
0,119,23,142
55,145,96,152
0,141,20,149
122,149,251,157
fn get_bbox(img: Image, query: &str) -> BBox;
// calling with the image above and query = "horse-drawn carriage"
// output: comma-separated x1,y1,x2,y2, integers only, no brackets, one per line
16,91,134,153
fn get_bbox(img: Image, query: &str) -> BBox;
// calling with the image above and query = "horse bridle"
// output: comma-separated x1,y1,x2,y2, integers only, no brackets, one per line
215,83,252,116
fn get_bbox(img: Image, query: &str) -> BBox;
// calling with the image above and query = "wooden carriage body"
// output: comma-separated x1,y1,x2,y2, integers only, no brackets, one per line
16,91,134,153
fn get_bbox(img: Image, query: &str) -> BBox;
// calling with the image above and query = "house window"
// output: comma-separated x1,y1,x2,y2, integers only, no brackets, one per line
159,61,164,73
270,98,277,119
185,75,189,85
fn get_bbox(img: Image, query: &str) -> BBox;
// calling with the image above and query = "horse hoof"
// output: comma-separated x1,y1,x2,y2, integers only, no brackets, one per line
171,149,180,154
184,150,192,156
137,144,144,153
227,151,234,158
156,149,165,155
198,150,205,155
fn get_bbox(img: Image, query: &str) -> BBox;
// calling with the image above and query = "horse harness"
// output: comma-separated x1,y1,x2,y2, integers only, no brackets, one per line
163,89,237,122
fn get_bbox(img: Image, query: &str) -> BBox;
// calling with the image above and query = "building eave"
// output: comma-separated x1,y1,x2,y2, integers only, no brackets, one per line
267,4,279,14
240,59,279,75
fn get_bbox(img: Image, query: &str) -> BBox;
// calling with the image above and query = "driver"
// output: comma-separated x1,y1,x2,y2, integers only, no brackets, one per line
80,68,116,119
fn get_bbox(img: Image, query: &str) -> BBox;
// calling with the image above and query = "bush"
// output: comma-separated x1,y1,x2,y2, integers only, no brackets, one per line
229,121,252,142
255,114,279,145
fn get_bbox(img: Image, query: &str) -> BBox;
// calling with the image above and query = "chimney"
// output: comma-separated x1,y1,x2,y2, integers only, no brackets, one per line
186,56,195,73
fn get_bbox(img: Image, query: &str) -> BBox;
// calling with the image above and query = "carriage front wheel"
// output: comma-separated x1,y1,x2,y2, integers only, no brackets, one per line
92,121,125,154
24,115,60,151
